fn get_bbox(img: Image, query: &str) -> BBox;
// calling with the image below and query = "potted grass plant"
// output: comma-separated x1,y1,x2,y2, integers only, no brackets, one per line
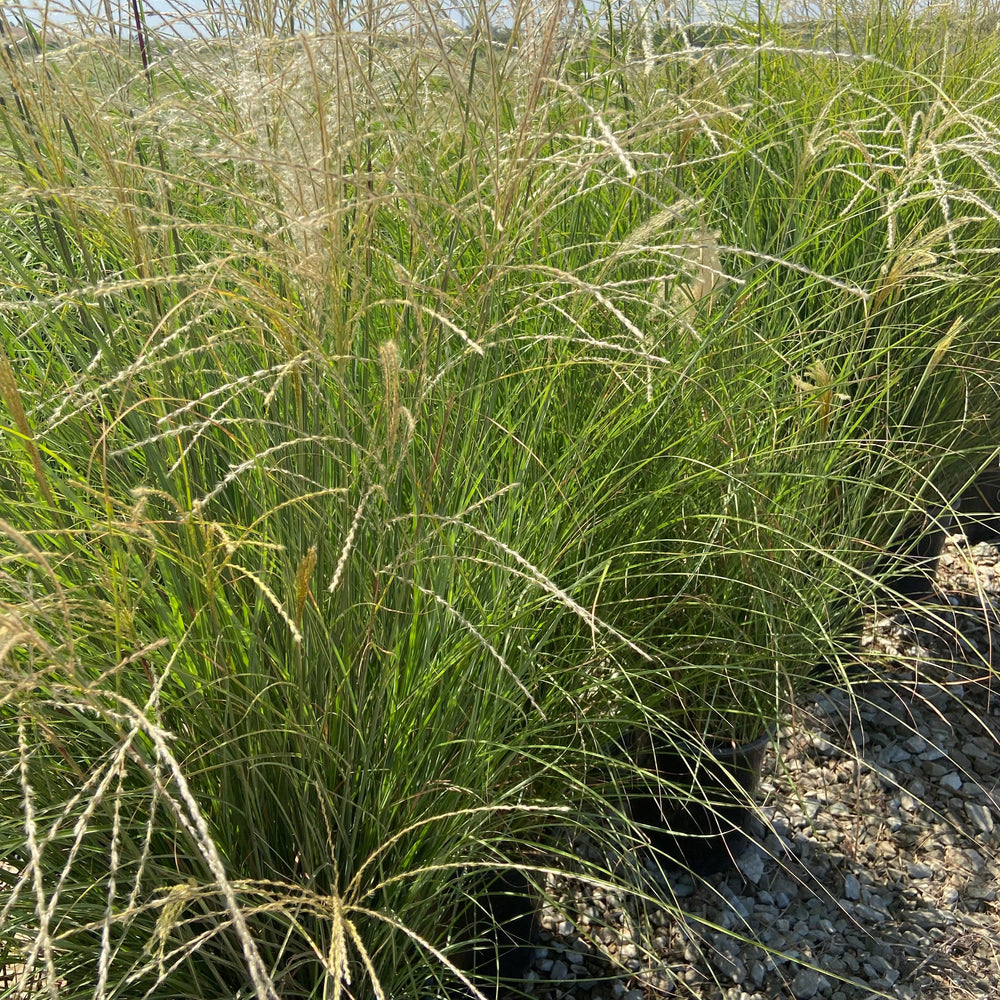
0,4,730,994
515,186,1000,871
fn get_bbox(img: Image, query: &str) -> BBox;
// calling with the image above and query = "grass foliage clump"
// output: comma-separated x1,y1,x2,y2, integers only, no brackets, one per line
1,1,999,997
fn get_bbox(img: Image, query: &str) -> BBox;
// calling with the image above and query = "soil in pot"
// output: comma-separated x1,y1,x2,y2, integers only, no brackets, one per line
622,728,771,876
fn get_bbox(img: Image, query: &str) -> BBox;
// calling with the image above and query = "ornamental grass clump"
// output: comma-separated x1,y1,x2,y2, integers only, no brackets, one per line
1,1,1000,998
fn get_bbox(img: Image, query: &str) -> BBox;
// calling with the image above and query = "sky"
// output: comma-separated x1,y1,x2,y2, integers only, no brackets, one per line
8,0,901,41
12,2,248,37
10,1,773,37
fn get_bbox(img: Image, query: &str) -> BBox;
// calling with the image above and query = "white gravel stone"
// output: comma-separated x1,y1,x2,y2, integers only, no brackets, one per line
549,960,570,980
940,771,963,791
843,873,860,900
790,968,830,999
853,903,888,923
966,801,995,834
737,849,766,885
711,953,746,983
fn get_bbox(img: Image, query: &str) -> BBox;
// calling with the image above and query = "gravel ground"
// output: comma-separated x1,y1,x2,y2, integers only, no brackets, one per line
523,534,1000,1000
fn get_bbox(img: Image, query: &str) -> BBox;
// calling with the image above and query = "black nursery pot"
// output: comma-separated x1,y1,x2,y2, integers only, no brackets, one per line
883,470,1000,597
955,471,1000,544
624,729,771,876
448,868,538,1000
881,510,951,599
